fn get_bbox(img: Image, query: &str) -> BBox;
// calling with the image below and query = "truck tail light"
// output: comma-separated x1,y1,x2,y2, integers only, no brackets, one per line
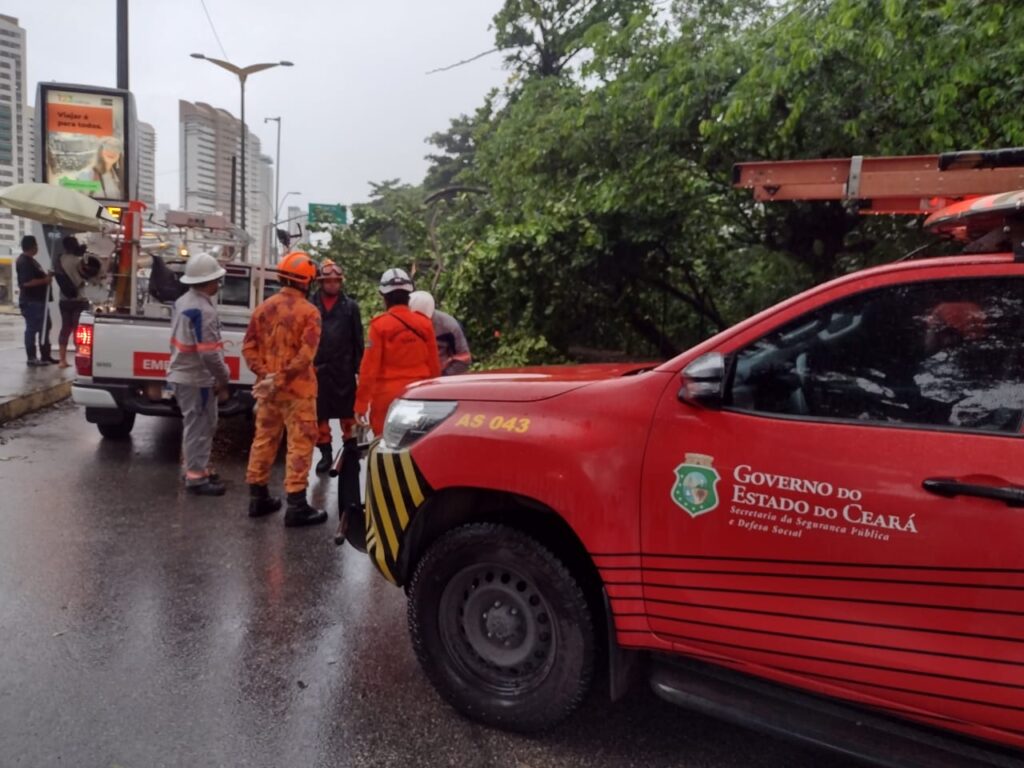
74,322,93,377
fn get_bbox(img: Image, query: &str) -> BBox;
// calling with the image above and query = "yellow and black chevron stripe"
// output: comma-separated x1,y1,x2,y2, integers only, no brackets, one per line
365,440,431,585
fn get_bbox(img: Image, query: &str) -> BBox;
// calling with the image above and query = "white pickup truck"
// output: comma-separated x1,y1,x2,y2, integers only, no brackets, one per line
71,259,264,438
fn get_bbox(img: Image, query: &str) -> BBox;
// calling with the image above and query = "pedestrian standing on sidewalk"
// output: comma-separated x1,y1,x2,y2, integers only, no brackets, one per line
409,290,473,375
354,268,440,436
55,236,101,368
167,253,230,497
243,251,327,527
16,235,56,367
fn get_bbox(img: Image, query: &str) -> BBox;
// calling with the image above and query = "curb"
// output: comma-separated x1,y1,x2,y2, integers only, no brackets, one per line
0,380,73,425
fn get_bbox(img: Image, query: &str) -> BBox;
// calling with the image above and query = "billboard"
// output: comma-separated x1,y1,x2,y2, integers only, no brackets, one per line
38,83,136,204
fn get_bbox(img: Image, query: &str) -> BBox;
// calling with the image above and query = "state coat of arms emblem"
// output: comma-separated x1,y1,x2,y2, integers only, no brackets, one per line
671,453,720,517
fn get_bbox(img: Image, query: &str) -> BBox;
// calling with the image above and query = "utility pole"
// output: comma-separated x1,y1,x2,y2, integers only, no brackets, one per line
239,78,247,233
264,116,282,248
229,156,237,225
116,0,128,90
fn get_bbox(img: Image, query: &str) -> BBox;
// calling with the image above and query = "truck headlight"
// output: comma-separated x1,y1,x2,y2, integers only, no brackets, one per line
382,399,457,450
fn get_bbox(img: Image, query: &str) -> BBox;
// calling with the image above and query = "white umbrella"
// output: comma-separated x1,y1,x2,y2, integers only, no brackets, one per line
0,182,120,232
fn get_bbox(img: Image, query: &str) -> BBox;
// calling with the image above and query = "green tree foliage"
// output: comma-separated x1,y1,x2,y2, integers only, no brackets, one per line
424,108,488,192
324,0,1024,366
492,0,649,77
690,0,1024,280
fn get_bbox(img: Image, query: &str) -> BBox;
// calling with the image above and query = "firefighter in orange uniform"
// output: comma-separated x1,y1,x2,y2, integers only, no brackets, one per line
243,251,328,527
355,268,441,435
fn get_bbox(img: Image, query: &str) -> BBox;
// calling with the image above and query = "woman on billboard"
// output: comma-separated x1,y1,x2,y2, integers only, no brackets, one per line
77,136,123,199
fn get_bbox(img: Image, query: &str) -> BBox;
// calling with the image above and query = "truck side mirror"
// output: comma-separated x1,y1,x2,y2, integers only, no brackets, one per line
678,352,726,409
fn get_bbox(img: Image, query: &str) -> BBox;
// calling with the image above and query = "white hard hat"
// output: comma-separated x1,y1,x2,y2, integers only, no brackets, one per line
379,267,413,294
180,252,226,285
409,290,435,318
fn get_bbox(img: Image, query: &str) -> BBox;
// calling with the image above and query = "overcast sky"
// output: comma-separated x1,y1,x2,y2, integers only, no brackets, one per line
10,0,507,210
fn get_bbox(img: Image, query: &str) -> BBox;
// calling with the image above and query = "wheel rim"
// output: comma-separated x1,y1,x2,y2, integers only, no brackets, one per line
438,562,557,695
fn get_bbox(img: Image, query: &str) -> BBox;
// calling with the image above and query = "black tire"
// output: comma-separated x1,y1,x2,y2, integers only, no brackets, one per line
97,411,135,439
408,522,594,732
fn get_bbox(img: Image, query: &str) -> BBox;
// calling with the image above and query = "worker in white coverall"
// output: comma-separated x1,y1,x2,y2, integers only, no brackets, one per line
167,253,231,496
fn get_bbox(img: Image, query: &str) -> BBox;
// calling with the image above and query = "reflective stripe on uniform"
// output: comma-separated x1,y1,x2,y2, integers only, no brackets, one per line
171,337,224,353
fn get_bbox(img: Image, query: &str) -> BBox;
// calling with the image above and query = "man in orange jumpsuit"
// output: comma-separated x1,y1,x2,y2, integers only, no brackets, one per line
243,251,327,527
355,268,441,435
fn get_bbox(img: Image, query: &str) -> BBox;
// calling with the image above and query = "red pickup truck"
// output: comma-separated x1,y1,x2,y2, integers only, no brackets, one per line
355,152,1024,767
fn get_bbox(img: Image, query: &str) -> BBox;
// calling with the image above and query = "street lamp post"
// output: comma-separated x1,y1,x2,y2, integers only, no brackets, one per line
190,54,292,254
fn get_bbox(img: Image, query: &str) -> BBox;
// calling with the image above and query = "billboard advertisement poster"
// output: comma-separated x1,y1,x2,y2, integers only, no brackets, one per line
43,88,127,201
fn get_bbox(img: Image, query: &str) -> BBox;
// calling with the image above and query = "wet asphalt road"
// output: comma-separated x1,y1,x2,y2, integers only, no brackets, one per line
0,403,858,768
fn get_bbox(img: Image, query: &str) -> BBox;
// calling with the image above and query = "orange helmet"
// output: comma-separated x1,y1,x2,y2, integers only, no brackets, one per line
277,251,317,287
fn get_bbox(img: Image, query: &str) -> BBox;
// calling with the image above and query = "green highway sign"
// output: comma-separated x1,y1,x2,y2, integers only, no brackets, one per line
307,203,347,226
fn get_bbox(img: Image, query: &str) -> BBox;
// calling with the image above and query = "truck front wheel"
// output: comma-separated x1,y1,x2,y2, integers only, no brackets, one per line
408,522,594,732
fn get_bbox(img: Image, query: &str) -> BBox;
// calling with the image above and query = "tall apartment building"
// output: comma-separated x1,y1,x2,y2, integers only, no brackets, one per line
24,103,33,181
136,120,156,207
0,15,30,256
0,56,19,250
179,100,269,261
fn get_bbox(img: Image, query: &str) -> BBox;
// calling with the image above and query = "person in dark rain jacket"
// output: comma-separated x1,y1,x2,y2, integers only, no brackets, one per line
310,260,364,544
311,259,363,473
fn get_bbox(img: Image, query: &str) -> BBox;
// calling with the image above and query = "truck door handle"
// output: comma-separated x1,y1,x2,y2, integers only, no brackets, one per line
922,478,1024,507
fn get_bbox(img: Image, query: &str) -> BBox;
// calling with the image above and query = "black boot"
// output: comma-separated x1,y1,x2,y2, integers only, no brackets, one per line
248,484,282,518
284,490,328,528
315,443,333,474
39,343,58,365
188,478,226,496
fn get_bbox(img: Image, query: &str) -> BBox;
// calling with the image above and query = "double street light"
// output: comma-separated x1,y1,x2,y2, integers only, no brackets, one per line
189,53,293,244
